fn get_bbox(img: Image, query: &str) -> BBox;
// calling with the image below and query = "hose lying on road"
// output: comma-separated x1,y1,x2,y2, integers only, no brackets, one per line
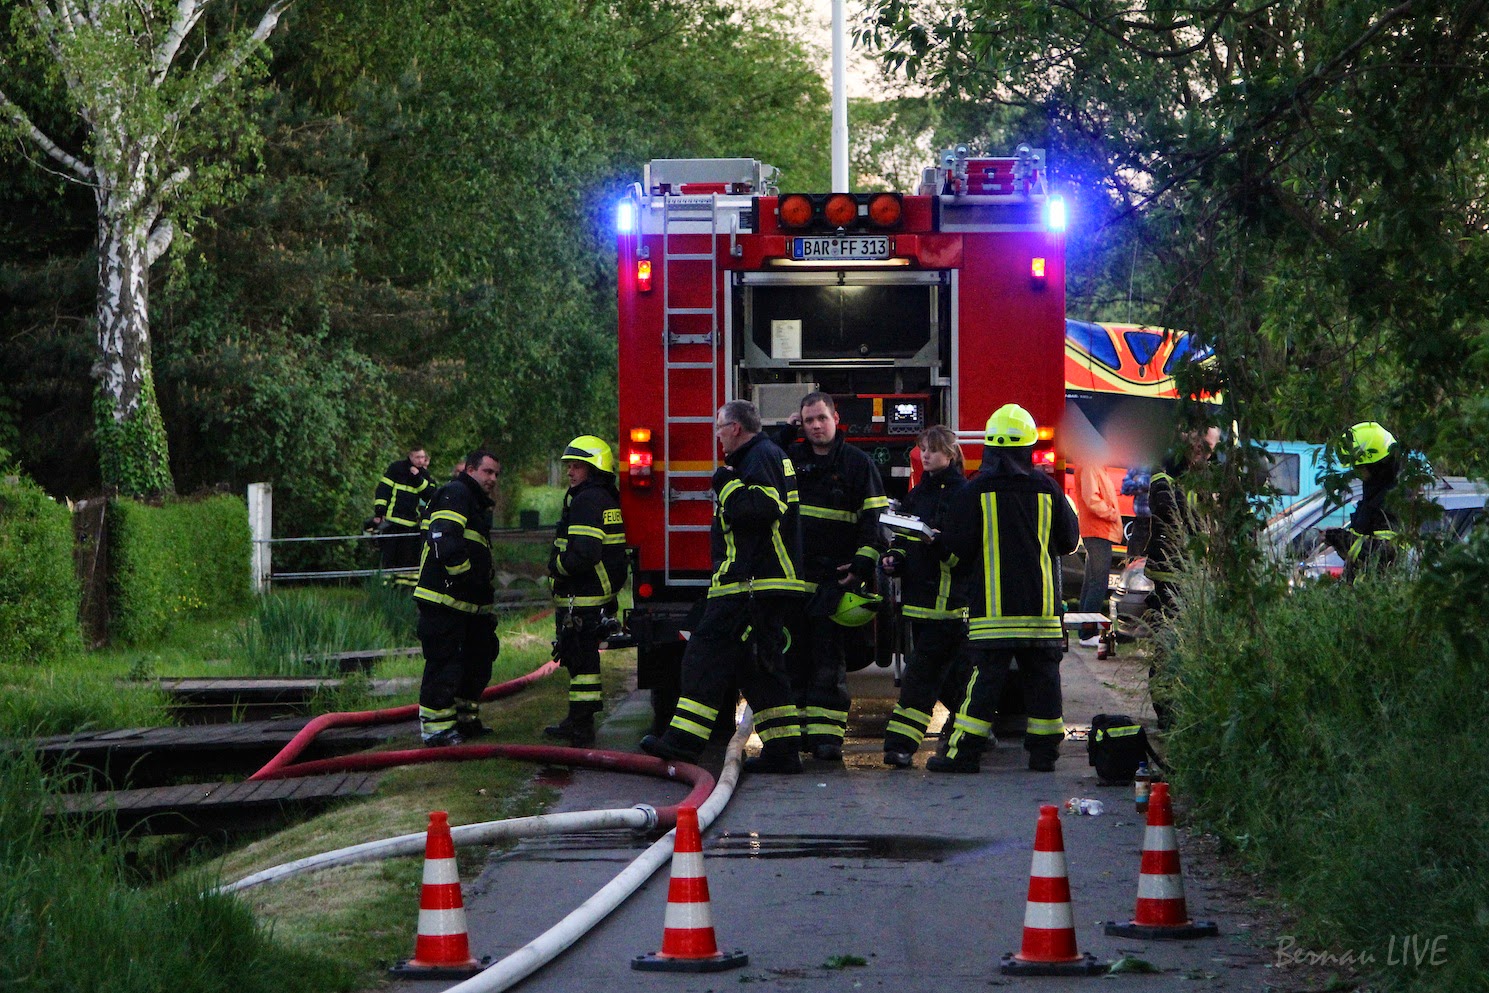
440,711,751,993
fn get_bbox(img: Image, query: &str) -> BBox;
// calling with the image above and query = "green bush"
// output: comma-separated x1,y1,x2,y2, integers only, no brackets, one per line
110,494,252,645
0,467,82,665
1165,553,1489,992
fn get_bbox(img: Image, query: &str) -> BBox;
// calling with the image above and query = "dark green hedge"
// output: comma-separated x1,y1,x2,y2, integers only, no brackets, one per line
110,494,252,645
0,468,82,665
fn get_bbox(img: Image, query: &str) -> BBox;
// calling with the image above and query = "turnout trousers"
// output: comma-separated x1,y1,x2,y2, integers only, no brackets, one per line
786,593,852,750
554,605,605,721
942,645,1064,763
654,596,801,761
884,618,967,757
380,525,422,584
416,604,498,739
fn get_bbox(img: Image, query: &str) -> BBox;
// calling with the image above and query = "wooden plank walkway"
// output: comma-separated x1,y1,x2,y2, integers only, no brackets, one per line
48,772,383,835
24,715,414,788
147,674,421,723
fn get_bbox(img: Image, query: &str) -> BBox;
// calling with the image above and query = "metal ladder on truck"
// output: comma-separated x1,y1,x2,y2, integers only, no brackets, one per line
659,193,720,588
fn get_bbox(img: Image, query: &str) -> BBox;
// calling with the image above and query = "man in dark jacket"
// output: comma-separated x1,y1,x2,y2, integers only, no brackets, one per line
413,450,501,746
780,392,888,761
933,404,1080,773
880,425,968,768
640,400,806,773
372,446,435,584
544,435,628,746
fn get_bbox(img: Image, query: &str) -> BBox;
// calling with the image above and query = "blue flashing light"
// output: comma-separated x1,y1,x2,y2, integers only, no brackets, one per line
1046,195,1067,233
616,201,636,235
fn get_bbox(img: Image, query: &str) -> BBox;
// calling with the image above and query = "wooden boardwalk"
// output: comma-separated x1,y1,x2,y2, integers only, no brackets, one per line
48,772,383,835
27,714,413,788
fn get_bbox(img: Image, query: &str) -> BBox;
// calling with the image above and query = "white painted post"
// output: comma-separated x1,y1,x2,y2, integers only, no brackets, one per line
247,482,272,593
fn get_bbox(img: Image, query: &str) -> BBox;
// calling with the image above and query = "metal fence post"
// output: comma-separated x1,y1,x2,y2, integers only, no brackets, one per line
248,482,273,593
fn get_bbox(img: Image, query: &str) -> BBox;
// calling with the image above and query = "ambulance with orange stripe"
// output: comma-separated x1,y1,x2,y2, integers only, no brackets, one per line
612,146,1069,719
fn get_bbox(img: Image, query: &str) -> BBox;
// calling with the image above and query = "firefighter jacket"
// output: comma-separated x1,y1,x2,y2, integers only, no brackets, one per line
413,473,495,616
708,432,805,599
1147,456,1203,583
785,431,889,588
940,449,1079,646
549,474,629,608
373,458,434,528
1328,458,1401,577
884,464,967,620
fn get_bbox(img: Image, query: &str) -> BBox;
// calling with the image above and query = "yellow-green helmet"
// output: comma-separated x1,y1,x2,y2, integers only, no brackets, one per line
830,588,884,627
562,435,614,474
984,403,1038,447
1344,422,1395,467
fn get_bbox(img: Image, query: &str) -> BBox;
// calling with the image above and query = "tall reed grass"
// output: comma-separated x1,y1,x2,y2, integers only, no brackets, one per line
231,587,401,676
0,752,352,992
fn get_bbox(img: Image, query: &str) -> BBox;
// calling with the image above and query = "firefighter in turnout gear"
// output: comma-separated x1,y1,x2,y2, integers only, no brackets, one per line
780,392,888,761
372,446,435,584
544,436,628,746
1323,421,1401,581
933,405,1079,773
413,451,502,746
1145,426,1219,620
640,400,806,773
880,425,969,768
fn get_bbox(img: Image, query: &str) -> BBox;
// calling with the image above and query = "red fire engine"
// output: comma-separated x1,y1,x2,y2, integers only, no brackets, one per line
614,145,1068,724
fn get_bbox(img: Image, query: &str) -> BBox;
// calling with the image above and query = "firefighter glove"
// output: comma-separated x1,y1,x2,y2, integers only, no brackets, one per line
881,547,907,574
711,466,736,493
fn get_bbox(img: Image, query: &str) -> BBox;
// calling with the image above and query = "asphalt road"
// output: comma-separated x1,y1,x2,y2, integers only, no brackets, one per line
386,646,1288,992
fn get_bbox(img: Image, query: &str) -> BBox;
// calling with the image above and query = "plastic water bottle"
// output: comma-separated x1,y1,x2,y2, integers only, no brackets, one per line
1064,797,1104,816
1134,761,1152,814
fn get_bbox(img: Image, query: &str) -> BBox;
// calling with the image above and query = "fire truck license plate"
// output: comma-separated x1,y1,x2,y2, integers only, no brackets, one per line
790,236,892,261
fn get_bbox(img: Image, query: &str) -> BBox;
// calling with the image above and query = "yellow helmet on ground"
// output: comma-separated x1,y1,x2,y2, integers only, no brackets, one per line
1345,422,1395,467
830,588,884,627
984,404,1038,447
562,435,615,474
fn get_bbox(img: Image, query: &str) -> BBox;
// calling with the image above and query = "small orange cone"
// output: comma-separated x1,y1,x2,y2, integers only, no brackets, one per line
1106,783,1218,939
632,805,748,973
389,811,488,978
1001,804,1106,976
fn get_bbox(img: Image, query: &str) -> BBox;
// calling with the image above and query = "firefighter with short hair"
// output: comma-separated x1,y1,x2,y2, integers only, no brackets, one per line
1323,421,1401,581
544,436,628,746
781,391,889,761
640,400,806,773
413,451,502,746
933,404,1079,773
372,446,435,584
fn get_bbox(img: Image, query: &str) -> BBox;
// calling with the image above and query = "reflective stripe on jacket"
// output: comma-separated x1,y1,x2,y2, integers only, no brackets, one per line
785,431,889,587
887,464,967,620
941,451,1079,647
413,474,496,615
709,433,806,599
550,476,629,607
373,458,434,527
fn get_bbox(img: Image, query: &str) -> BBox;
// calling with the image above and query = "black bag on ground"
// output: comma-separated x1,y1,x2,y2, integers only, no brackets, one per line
1087,713,1155,784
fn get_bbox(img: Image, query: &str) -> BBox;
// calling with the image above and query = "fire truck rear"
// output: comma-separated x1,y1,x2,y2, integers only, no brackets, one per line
614,145,1068,726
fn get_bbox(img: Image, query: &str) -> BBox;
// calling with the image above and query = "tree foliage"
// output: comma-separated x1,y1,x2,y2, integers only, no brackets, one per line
859,0,1489,479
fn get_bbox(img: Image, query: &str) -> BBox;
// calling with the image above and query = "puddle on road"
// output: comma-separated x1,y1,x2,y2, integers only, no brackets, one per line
707,832,1020,863
495,830,1022,865
530,765,573,787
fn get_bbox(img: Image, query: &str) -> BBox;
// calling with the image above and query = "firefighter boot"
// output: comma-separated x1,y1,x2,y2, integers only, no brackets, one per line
543,714,596,747
639,733,702,764
743,740,804,775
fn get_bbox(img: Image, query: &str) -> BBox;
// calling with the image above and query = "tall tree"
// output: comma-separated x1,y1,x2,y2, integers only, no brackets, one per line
0,0,290,495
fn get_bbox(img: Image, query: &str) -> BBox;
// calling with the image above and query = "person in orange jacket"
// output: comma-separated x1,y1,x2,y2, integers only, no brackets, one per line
1075,464,1123,647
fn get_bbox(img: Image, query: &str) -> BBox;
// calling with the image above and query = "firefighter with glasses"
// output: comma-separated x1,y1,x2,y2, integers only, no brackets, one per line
932,405,1079,773
544,436,629,746
640,400,806,774
780,391,889,761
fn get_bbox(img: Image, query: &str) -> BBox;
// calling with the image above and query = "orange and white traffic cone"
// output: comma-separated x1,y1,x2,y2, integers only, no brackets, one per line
1105,783,1218,939
632,805,748,973
389,811,488,978
1001,804,1106,976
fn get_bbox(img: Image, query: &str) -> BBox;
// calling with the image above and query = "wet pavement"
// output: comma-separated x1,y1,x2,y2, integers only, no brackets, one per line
388,647,1285,991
